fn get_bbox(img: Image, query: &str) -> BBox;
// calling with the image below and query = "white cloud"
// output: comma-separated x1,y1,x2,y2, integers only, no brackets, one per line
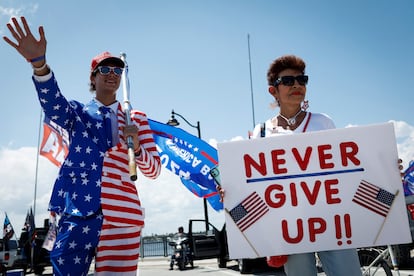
0,3,38,17
391,120,414,168
0,7,22,17
0,3,39,35
0,146,57,235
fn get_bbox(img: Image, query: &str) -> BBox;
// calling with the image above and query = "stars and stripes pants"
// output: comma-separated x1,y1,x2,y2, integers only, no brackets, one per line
95,218,142,275
50,212,103,276
50,212,142,276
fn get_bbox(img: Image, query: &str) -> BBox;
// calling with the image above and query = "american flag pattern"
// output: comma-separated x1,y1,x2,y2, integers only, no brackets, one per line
352,180,395,217
229,192,269,232
33,72,161,274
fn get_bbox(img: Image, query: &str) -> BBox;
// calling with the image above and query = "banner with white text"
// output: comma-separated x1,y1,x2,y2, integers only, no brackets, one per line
217,123,411,258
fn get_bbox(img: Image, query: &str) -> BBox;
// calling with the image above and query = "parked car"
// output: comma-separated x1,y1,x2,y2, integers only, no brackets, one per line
0,238,27,273
187,219,278,274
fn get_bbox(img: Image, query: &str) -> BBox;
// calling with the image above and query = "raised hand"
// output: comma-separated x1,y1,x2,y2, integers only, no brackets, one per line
3,16,47,64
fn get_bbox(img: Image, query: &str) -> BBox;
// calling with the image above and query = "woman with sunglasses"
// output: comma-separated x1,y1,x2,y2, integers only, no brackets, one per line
3,17,161,275
249,55,362,276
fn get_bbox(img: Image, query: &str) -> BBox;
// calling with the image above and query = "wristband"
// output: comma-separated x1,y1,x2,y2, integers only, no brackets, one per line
33,63,48,72
27,55,46,63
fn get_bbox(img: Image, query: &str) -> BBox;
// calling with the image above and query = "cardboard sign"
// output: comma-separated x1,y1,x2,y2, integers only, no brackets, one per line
217,123,411,258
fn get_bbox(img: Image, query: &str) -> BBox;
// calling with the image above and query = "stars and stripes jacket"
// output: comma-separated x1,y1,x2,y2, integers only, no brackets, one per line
32,72,161,226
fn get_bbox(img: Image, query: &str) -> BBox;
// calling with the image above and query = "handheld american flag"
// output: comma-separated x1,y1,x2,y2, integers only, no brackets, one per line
352,180,396,217
228,192,269,232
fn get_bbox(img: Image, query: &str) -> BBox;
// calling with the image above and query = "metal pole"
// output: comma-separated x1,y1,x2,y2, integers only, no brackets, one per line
247,33,256,129
170,112,209,231
195,121,209,231
34,109,42,219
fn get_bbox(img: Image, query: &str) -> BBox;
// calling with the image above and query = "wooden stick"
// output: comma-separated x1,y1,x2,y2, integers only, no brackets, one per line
374,189,400,244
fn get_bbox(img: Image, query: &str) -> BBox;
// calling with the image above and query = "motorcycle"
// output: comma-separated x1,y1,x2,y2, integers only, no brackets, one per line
168,236,193,270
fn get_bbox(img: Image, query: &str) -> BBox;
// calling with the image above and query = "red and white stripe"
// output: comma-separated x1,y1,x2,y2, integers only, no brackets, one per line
95,223,142,275
96,106,161,274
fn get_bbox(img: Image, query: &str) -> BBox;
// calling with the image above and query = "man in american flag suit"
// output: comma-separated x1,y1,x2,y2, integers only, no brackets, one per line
4,17,161,275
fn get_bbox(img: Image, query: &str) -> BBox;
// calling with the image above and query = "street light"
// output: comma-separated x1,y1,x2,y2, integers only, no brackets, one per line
167,109,209,231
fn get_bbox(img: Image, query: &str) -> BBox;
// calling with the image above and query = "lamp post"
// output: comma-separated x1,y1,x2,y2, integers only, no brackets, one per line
167,109,209,231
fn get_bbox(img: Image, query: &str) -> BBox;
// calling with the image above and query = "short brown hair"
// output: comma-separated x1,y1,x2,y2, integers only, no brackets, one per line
267,55,306,86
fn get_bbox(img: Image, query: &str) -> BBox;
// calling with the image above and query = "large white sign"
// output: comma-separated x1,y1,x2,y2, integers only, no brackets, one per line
217,123,411,259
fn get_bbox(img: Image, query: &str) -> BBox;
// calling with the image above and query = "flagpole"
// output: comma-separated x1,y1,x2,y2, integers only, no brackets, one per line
29,109,42,272
247,33,256,129
224,208,260,257
33,109,43,220
167,110,210,231
374,189,400,244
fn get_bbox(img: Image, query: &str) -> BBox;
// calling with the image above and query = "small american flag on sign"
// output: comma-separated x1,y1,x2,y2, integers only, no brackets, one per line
352,180,396,217
229,191,269,232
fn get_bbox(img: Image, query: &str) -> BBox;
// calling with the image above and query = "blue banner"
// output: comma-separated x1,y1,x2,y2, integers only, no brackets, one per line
404,160,414,196
148,119,223,211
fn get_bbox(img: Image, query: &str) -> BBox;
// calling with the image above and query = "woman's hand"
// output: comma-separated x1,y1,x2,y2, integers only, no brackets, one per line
216,185,225,202
399,158,404,178
3,16,47,66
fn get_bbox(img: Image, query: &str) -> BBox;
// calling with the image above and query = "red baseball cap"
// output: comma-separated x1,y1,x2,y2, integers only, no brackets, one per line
90,51,125,72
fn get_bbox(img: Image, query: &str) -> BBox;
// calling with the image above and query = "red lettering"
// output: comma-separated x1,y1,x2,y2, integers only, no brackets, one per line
308,217,327,242
292,147,312,170
282,219,303,244
325,179,341,204
271,149,287,174
301,181,321,205
340,142,360,166
264,184,285,208
318,144,334,169
282,217,327,244
244,152,266,178
265,179,341,208
290,183,298,206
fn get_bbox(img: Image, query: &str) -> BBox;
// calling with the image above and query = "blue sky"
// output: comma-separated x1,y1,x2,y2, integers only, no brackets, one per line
1,0,413,236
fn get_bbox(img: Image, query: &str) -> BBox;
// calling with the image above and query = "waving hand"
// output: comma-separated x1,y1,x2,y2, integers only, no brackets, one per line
3,16,47,64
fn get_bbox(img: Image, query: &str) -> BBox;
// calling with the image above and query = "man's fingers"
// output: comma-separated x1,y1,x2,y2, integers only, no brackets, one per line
21,16,33,37
12,17,26,38
6,21,21,43
2,36,18,49
39,26,46,42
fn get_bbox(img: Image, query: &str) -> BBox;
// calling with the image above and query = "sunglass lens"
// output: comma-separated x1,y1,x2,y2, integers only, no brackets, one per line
114,68,123,75
99,66,111,75
297,75,308,85
281,76,295,86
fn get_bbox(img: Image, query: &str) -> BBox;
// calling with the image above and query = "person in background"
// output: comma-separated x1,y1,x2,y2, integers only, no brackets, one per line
3,16,161,275
174,226,187,239
169,226,188,270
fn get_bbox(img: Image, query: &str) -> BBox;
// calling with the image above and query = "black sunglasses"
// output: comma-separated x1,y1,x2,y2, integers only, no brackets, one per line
95,66,123,76
274,75,309,86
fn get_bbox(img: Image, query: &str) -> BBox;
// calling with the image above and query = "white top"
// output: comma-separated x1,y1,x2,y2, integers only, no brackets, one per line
251,112,336,138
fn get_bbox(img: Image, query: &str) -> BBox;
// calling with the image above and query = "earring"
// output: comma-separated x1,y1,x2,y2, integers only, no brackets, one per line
301,100,309,111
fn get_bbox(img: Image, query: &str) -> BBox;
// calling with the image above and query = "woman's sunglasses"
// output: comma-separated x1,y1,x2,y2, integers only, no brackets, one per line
274,75,309,86
95,66,123,76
